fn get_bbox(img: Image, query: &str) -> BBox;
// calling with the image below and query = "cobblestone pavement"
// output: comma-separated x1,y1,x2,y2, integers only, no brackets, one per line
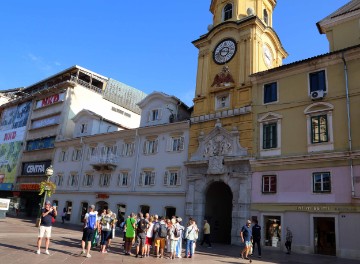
0,216,358,264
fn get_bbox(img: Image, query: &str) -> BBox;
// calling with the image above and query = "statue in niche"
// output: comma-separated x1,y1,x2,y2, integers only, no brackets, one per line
211,66,235,87
204,135,232,157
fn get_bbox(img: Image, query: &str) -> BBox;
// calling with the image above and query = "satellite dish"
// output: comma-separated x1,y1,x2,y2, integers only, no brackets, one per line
247,7,254,16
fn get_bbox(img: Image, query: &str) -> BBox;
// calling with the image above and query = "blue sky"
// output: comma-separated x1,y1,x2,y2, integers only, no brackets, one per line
0,0,350,106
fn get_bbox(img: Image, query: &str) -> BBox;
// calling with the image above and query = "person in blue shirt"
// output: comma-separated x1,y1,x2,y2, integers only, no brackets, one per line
240,219,253,260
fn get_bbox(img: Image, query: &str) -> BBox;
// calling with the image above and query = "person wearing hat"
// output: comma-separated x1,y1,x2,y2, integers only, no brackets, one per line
36,200,57,255
81,205,98,258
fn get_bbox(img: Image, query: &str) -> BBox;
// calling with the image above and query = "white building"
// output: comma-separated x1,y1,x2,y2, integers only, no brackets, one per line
50,92,191,224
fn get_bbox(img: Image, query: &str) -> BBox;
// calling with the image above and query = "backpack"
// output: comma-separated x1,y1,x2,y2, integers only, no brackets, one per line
158,223,167,238
137,218,147,233
87,213,97,230
174,226,181,238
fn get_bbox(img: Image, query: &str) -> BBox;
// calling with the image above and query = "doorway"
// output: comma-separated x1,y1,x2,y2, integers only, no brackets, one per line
165,206,176,219
95,201,108,213
314,217,336,256
80,202,88,223
204,181,233,244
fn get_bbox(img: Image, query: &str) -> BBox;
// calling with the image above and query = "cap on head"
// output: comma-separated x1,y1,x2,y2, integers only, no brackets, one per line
176,217,182,223
90,205,95,210
45,200,51,205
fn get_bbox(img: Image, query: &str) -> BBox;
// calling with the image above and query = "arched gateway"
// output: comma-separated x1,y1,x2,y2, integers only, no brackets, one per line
185,121,252,245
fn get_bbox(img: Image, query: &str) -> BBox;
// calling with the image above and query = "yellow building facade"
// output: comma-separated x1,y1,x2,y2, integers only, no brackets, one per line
186,0,360,259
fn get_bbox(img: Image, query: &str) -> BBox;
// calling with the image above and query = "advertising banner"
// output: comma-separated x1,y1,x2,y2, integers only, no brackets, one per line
0,141,22,184
0,106,17,131
31,115,60,129
35,93,65,109
0,126,26,144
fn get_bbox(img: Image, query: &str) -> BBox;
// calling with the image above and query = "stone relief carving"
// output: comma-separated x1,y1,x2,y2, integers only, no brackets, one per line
189,119,248,163
211,66,235,87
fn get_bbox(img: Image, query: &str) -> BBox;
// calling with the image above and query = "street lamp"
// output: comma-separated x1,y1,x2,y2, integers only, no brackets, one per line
35,165,54,227
42,165,54,208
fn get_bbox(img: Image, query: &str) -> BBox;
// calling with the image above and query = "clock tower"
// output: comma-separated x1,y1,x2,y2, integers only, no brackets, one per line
185,0,287,244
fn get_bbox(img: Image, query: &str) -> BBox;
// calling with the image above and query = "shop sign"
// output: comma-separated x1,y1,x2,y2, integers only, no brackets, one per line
35,93,65,109
0,198,10,210
0,126,26,144
20,183,40,191
31,115,60,129
22,161,52,176
96,193,109,199
0,183,13,191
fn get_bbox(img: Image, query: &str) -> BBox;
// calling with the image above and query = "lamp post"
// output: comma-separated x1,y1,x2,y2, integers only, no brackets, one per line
35,165,54,227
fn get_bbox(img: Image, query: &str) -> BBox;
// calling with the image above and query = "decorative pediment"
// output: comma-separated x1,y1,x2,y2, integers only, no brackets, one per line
304,102,334,115
190,119,247,162
258,112,282,123
211,66,235,87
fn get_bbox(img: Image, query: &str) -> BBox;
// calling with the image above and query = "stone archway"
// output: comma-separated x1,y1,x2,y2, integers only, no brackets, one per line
205,181,233,244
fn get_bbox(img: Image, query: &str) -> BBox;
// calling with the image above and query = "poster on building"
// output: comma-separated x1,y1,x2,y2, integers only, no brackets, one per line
0,106,17,131
13,101,31,129
0,141,22,184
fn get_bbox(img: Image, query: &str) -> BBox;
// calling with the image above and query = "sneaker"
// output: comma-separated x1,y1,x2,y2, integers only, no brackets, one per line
86,253,92,258
80,250,85,255
36,249,40,255
45,250,50,255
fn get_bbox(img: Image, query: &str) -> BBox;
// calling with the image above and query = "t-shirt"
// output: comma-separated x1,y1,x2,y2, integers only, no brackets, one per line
203,223,210,234
146,222,154,238
84,211,98,229
40,208,55,227
241,225,252,242
101,214,112,231
252,224,261,239
125,217,136,238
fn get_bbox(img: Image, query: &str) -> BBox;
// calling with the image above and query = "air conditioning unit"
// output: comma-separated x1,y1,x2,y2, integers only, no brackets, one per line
310,90,325,100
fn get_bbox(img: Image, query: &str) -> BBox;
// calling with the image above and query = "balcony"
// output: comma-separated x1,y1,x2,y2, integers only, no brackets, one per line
90,154,118,171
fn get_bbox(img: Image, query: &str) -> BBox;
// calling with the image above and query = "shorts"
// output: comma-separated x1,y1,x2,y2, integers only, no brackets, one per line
245,241,252,247
170,239,178,252
38,226,52,238
82,228,95,244
154,237,166,249
136,233,146,246
145,237,153,245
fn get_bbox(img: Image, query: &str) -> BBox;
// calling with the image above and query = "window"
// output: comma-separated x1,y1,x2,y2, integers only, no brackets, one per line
313,172,331,193
83,174,94,187
305,102,334,152
149,109,162,121
118,171,130,187
216,94,230,109
164,170,181,186
80,123,88,134
139,171,155,186
166,136,184,152
263,9,269,25
258,112,282,157
55,174,63,186
59,150,67,162
68,174,78,187
309,70,326,92
143,139,158,155
26,136,56,151
87,147,97,160
262,175,277,193
223,3,233,21
264,82,277,104
122,142,135,156
99,173,111,187
72,148,82,161
311,115,328,143
263,123,277,149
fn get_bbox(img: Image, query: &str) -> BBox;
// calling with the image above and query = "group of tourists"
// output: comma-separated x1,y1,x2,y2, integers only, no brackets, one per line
122,212,201,259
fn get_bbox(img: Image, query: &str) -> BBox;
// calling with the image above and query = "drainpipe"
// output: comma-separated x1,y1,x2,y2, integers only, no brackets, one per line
342,53,357,198
132,128,141,192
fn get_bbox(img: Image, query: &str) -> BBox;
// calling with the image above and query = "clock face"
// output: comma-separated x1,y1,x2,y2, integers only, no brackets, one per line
263,44,273,68
213,39,237,65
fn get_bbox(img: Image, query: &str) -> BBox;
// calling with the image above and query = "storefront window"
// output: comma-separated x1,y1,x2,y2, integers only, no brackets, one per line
264,216,281,247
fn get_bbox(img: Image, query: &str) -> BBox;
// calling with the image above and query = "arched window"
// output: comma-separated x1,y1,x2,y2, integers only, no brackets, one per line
223,4,233,21
263,9,269,25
